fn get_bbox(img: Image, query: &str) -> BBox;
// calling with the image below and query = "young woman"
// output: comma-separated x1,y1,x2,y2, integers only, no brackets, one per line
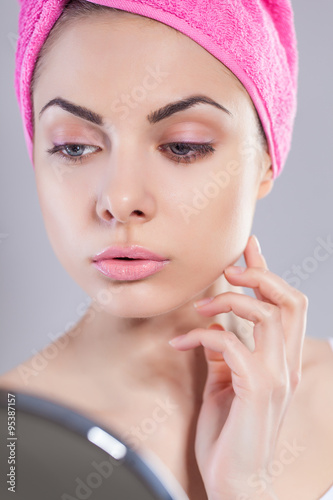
1,1,333,499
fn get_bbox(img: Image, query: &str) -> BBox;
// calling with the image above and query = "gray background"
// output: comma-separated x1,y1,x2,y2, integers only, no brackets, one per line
1,1,332,374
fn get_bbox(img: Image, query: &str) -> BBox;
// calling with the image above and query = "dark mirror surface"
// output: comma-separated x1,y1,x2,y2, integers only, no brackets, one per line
0,389,187,500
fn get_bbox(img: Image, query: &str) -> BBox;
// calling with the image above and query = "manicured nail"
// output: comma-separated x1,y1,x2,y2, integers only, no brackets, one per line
208,323,224,330
252,235,262,254
193,297,214,308
169,335,186,346
225,265,246,274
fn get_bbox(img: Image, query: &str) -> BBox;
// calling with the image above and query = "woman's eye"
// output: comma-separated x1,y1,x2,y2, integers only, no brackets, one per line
46,141,215,165
158,142,215,164
46,144,101,164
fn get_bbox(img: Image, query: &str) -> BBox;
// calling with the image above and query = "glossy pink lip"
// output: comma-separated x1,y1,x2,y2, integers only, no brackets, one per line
93,245,167,262
92,245,170,281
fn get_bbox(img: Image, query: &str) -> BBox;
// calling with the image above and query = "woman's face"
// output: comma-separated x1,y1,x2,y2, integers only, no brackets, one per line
32,12,272,318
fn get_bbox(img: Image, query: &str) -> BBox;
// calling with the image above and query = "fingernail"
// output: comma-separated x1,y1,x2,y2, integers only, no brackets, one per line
225,265,246,274
169,335,186,346
208,323,224,330
193,297,214,308
252,235,262,254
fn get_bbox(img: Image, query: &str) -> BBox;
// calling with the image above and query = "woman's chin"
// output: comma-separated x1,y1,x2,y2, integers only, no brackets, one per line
75,269,227,320
83,286,204,320
88,300,190,319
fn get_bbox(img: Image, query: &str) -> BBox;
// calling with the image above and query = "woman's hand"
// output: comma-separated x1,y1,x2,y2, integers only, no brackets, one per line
169,235,308,500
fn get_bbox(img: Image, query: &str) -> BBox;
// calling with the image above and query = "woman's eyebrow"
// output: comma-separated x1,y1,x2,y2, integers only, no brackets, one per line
39,97,104,125
147,95,232,123
38,95,232,126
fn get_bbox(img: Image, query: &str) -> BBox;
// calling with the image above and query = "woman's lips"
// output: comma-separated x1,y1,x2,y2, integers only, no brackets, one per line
92,245,170,281
93,258,170,281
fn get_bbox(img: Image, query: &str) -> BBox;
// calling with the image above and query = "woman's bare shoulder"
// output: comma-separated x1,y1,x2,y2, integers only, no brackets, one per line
0,330,79,395
302,335,333,369
273,336,333,500
0,339,70,396
0,357,46,395
299,335,333,424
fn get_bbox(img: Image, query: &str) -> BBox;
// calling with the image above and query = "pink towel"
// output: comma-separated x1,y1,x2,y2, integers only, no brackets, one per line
15,0,298,179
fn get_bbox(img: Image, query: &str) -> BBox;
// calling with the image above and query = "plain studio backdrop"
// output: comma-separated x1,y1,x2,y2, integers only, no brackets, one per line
0,1,332,374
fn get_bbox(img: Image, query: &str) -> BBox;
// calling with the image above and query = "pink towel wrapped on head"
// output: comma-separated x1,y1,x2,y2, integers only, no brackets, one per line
15,0,298,179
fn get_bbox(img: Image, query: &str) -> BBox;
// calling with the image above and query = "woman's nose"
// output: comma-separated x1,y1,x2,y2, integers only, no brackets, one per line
95,156,156,224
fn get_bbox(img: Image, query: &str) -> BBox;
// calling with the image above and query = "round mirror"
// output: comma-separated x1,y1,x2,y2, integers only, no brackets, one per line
0,389,189,500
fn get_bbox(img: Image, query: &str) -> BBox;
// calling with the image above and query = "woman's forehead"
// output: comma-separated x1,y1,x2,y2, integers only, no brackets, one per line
36,13,242,89
34,12,252,118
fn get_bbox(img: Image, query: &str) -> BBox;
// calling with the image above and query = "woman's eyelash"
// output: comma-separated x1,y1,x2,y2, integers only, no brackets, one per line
46,142,216,165
158,142,215,164
46,144,100,164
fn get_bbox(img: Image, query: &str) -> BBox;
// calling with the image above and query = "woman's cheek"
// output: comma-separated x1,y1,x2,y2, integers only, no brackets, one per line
208,173,257,265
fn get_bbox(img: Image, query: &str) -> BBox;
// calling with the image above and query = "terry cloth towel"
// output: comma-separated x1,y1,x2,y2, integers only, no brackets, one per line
15,0,298,179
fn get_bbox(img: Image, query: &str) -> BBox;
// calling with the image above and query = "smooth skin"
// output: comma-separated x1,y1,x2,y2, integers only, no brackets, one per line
170,235,307,499
1,9,333,500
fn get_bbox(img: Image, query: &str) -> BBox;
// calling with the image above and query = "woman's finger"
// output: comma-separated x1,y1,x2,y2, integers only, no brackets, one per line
194,291,285,363
222,266,298,310
243,235,268,302
197,266,308,374
169,327,253,379
223,266,308,368
169,326,289,405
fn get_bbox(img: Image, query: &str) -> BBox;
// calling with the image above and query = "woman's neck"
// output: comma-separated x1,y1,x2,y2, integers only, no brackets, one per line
64,276,253,398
